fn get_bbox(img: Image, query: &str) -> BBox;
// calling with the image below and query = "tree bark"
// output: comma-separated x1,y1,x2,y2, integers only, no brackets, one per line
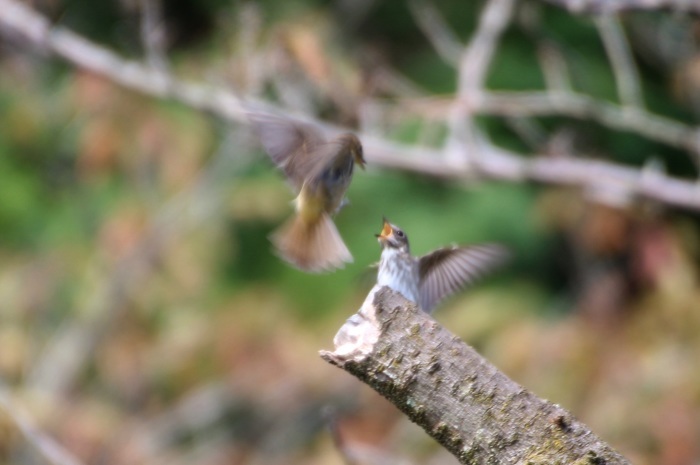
321,287,631,465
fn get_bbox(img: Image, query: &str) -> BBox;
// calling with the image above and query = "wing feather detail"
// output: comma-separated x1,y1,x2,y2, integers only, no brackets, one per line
248,113,338,191
418,244,508,313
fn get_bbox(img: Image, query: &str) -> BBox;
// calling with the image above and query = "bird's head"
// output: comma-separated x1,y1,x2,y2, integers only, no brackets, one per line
339,133,366,170
376,217,409,252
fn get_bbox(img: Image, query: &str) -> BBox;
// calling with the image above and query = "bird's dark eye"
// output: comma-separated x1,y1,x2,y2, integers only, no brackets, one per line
396,230,404,238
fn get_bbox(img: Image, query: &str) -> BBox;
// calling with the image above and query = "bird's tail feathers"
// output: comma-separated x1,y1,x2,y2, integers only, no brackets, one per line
271,213,352,273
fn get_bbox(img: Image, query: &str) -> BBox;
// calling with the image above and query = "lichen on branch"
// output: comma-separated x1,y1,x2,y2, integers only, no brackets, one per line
321,287,631,464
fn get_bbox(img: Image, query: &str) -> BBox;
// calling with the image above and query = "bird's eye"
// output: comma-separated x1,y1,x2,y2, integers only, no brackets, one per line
396,230,404,238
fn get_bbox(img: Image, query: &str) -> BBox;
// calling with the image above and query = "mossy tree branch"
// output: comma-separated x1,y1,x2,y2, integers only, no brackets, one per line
321,287,631,464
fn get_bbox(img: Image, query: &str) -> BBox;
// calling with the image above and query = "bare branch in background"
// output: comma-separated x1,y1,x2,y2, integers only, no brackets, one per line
537,41,573,93
543,0,700,14
0,383,85,465
517,3,574,94
450,0,516,164
456,0,515,97
478,91,700,154
235,3,266,95
394,90,700,157
139,0,169,71
410,0,517,164
595,14,643,108
322,287,633,465
408,0,462,67
1,0,700,212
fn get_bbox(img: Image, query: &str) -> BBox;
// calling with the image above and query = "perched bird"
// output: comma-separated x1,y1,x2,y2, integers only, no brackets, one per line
376,218,508,313
250,112,366,272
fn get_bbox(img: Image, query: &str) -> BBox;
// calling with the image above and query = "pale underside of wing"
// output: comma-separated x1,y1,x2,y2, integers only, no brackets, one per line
248,113,340,191
418,244,508,313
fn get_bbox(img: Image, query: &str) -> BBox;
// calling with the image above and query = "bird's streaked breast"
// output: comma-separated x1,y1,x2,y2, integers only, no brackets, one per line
377,248,420,305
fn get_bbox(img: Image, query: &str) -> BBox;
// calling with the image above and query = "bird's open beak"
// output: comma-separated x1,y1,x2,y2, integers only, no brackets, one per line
375,218,393,242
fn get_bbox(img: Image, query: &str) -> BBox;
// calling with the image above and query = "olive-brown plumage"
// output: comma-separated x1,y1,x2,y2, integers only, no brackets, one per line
250,113,365,272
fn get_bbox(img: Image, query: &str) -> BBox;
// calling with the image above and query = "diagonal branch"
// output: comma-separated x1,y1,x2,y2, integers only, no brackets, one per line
452,0,516,164
408,0,462,68
456,0,516,97
2,0,700,212
537,41,573,93
139,0,169,71
478,91,698,153
322,287,632,465
595,14,643,109
0,382,85,465
542,0,700,14
390,89,700,159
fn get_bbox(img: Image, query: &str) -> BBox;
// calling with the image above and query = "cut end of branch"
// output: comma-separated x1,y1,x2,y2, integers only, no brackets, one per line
320,286,413,366
320,286,384,365
319,286,631,465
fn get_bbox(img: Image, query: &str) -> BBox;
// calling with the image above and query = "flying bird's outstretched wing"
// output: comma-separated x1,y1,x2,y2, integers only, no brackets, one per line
248,113,337,191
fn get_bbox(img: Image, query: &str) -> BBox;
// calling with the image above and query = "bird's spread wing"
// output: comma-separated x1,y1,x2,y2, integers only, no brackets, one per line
418,244,508,313
249,113,337,191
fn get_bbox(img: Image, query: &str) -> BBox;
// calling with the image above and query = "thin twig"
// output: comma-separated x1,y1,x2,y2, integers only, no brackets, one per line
457,0,516,96
519,3,573,92
393,91,700,155
450,0,517,164
543,0,700,14
479,91,700,154
408,0,462,67
595,14,643,108
537,41,573,93
139,0,169,71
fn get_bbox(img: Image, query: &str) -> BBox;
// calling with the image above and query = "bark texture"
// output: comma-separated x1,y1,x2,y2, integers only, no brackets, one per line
321,286,631,465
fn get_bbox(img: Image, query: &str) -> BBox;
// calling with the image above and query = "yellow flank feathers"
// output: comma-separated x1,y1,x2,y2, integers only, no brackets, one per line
296,183,326,223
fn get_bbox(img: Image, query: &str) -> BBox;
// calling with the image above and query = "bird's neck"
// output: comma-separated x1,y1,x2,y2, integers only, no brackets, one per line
377,247,420,303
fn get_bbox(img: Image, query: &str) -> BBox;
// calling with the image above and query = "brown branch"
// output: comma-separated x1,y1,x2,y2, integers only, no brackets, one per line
322,287,632,465
542,0,700,14
2,0,700,213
